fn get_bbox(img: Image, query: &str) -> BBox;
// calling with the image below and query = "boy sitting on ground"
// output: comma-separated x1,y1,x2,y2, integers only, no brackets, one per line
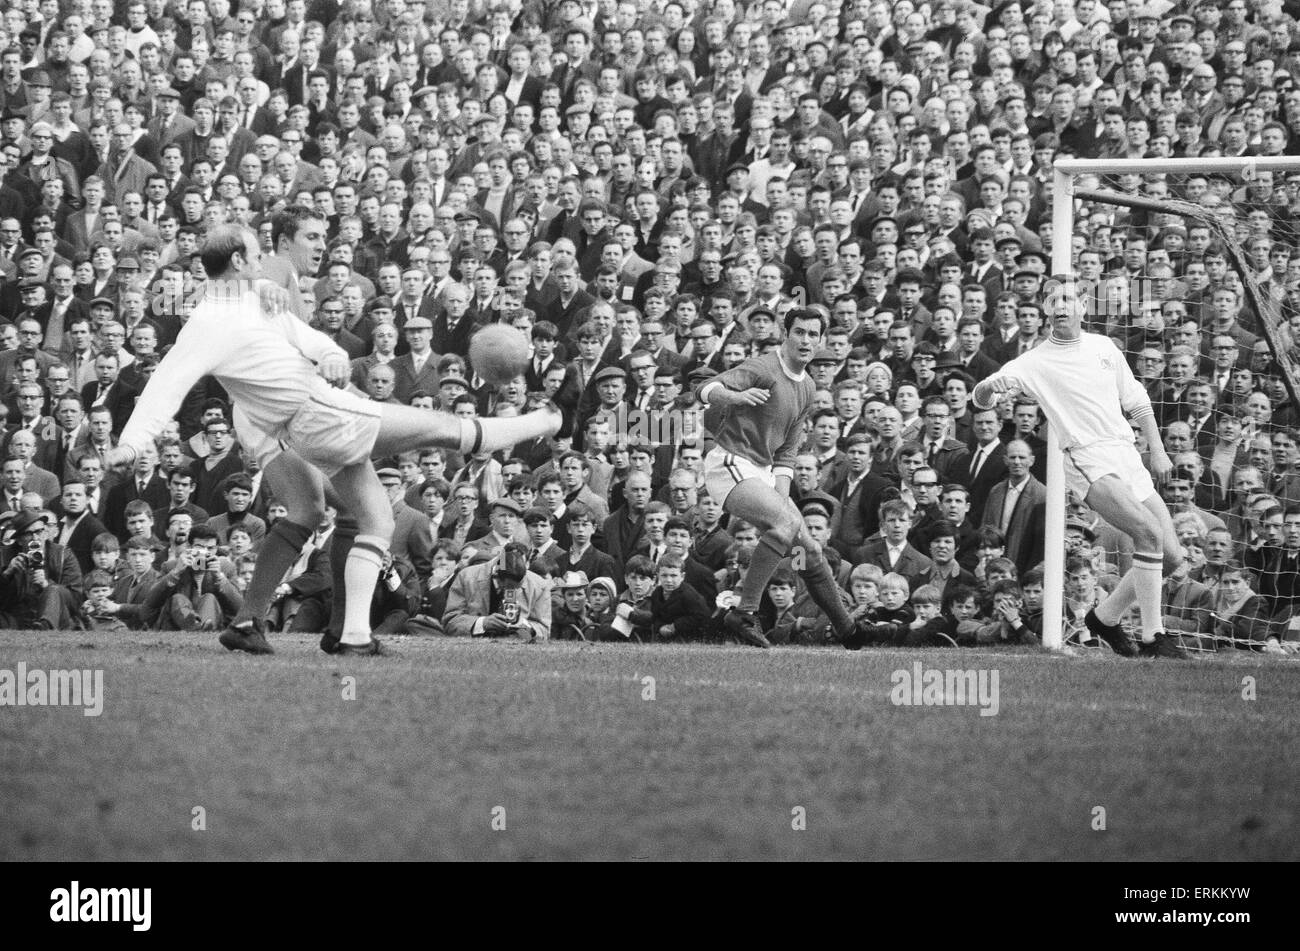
613,554,657,642
847,563,883,620
975,578,1042,645
844,572,915,649
586,576,618,636
82,570,129,632
553,570,594,640
903,583,984,647
649,553,712,642
765,569,821,645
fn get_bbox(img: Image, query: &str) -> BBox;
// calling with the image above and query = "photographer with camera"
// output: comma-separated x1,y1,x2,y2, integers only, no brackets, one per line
143,523,243,632
444,541,552,641
0,510,84,629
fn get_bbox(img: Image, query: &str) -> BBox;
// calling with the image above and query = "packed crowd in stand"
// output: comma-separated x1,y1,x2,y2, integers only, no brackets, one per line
2,0,1299,653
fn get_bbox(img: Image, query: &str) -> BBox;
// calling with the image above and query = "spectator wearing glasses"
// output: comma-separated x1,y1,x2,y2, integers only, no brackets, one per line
17,121,80,206
310,295,366,359
190,417,243,519
0,317,56,381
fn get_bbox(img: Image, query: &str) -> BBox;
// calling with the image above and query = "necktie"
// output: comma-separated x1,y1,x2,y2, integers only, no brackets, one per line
8,495,18,512
971,445,987,480
1001,486,1017,533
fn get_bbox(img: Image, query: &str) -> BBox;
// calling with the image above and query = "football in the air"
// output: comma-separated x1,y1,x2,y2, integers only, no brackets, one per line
469,323,530,385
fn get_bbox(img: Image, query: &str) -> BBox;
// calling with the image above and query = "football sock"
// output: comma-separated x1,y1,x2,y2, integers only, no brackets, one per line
1096,570,1136,628
739,533,788,614
340,534,386,645
457,418,484,455
1132,551,1164,644
232,518,312,627
799,549,854,637
458,411,557,455
326,516,358,639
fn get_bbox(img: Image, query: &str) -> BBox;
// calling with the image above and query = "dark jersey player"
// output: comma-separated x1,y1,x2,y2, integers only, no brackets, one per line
697,308,867,647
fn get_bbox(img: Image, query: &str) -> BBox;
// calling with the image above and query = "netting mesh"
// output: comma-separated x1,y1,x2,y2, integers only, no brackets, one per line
1055,164,1300,654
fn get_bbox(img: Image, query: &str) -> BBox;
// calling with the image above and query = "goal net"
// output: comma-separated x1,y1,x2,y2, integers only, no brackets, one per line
1043,157,1300,654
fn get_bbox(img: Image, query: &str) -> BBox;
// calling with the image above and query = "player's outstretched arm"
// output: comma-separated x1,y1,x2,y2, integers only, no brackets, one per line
971,373,1024,411
699,379,770,408
115,329,226,468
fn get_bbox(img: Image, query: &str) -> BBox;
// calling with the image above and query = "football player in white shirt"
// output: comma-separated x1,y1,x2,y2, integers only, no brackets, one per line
972,277,1187,658
111,225,560,655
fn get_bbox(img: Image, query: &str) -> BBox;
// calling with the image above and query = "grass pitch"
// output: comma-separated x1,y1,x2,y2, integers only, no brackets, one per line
2,632,1297,861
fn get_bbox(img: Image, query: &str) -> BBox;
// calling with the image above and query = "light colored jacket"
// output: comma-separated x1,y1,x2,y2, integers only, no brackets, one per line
444,557,552,640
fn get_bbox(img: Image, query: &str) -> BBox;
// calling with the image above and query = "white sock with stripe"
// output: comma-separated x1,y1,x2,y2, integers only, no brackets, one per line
1132,551,1164,644
340,535,387,645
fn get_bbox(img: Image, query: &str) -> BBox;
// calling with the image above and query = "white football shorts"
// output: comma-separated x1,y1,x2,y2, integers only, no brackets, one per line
284,386,385,476
1063,439,1157,503
703,446,775,507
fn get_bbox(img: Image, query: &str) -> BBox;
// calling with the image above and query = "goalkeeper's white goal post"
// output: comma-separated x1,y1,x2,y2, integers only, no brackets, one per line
1043,156,1300,650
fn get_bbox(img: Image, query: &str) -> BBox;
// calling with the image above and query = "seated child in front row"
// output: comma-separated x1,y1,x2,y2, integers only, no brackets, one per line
649,553,712,642
765,569,818,645
82,570,130,632
901,583,984,647
848,563,884,620
844,572,915,649
610,554,657,642
586,577,618,633
973,577,1043,645
552,571,593,640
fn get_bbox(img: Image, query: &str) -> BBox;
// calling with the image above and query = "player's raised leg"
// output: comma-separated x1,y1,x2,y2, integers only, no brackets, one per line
370,402,561,459
1084,475,1187,659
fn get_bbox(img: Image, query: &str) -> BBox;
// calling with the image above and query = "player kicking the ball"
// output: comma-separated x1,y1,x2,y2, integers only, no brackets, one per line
971,277,1186,659
110,225,560,655
698,308,869,648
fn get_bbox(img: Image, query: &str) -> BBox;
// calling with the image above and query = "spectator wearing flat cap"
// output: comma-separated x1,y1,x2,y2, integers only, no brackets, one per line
391,315,441,404
145,89,194,148
0,509,83,629
377,467,433,580
462,496,528,565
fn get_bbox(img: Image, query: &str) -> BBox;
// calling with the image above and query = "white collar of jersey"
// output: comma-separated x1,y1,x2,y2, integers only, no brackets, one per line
1047,332,1081,348
776,353,806,382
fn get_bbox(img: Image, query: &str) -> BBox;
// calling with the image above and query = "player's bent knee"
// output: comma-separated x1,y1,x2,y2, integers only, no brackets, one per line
772,513,801,547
